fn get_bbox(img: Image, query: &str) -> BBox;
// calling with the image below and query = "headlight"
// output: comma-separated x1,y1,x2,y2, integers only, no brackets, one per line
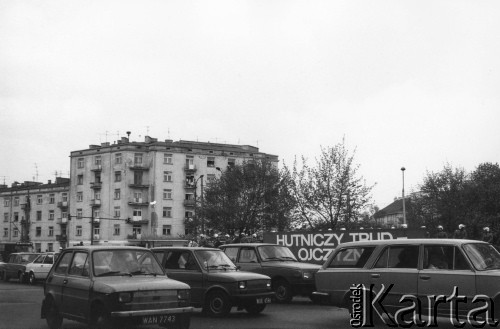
177,289,191,300
266,280,271,289
303,272,312,280
238,281,247,289
118,292,133,303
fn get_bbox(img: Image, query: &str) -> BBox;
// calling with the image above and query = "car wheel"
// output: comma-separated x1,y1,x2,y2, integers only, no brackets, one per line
273,279,293,303
45,298,63,329
29,272,36,285
204,290,232,317
244,302,266,314
18,271,25,284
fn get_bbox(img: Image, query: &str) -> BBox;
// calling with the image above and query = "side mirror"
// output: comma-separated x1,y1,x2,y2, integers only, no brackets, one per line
204,261,208,271
236,265,241,271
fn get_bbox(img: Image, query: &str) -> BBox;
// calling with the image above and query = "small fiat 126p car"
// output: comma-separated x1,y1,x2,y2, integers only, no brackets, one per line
313,238,500,325
41,246,193,329
152,247,275,316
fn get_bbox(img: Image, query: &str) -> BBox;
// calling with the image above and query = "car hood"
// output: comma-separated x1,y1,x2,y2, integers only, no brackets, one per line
206,270,270,282
261,261,321,271
94,275,190,293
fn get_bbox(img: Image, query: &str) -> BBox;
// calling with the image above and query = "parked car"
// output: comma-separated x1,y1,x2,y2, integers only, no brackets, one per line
25,252,59,285
0,252,39,283
41,246,193,329
313,238,500,323
152,247,274,316
220,243,321,303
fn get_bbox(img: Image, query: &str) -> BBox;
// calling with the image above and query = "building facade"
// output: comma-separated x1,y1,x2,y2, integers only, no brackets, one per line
0,178,70,254
68,136,278,246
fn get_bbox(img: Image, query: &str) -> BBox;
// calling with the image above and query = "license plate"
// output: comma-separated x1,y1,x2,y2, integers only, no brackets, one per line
256,297,272,304
142,314,177,326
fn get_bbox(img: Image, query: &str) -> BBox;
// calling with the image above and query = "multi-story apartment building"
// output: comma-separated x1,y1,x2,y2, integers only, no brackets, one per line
0,178,70,254
68,136,278,246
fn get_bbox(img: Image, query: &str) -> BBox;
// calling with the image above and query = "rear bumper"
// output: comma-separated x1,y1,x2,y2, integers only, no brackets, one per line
111,307,193,318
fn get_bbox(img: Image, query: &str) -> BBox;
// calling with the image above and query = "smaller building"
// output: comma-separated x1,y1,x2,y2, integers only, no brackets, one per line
373,197,412,228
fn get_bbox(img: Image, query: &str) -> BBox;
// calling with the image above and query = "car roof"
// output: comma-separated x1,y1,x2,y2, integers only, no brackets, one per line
151,246,221,251
11,252,40,255
61,246,149,252
220,243,278,248
337,238,486,248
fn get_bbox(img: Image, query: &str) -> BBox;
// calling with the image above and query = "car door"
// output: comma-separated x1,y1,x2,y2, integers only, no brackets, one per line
47,251,73,311
40,254,56,279
61,251,91,320
160,250,205,305
235,247,263,273
370,244,420,315
418,245,476,319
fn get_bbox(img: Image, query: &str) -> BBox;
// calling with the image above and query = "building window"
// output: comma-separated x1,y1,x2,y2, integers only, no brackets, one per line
77,209,83,219
94,191,101,200
37,195,43,204
95,155,101,166
13,228,18,237
114,224,120,235
115,153,122,164
93,227,100,236
93,210,100,219
3,228,8,237
47,243,53,252
76,226,82,236
114,171,122,182
77,175,83,185
164,153,173,164
114,207,120,218
3,213,8,222
132,225,142,235
36,211,42,221
114,189,121,200
77,158,84,168
133,209,142,219
163,189,172,200
49,194,55,204
62,211,67,220
207,156,215,167
228,158,235,167
185,211,193,219
48,226,54,237
95,172,101,183
62,193,68,202
77,192,83,202
36,227,41,237
49,210,55,221
162,225,172,236
163,171,172,182
163,207,172,218
14,212,19,222
207,174,215,182
134,153,143,165
133,192,142,203
4,199,10,207
14,197,19,207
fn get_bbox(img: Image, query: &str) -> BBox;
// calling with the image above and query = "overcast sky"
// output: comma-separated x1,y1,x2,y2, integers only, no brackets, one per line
1,0,499,209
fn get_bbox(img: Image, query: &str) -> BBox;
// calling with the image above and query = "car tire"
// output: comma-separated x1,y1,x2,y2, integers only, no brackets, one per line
273,279,293,303
18,271,25,284
29,272,36,285
244,302,266,314
45,298,63,329
204,290,232,317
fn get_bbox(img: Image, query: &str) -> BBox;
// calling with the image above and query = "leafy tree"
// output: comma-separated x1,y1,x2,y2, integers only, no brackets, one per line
196,160,295,234
285,139,374,230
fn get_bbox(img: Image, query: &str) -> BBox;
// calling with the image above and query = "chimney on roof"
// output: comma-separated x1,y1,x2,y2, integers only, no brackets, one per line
48,180,52,184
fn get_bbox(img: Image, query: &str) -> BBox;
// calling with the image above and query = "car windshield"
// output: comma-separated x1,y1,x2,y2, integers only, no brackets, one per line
21,254,39,263
258,245,297,262
195,250,236,269
93,249,165,276
463,243,500,270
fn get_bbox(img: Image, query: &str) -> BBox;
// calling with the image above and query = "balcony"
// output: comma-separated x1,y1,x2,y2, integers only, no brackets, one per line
129,164,149,171
183,199,196,207
128,182,149,189
90,182,102,189
91,199,101,207
56,234,67,242
126,217,149,225
57,201,68,209
20,203,29,210
127,198,149,206
91,165,102,172
93,234,100,240
184,181,196,189
58,217,68,225
127,233,143,240
184,164,197,172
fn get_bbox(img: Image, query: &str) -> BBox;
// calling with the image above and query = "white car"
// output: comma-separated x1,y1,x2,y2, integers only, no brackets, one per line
25,252,59,285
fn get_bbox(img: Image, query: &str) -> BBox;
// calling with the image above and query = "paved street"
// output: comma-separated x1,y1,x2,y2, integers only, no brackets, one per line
0,280,347,329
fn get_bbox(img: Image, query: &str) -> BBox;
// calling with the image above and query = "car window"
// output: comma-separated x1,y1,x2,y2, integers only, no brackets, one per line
20,254,39,263
463,243,500,271
153,250,165,265
34,255,45,264
454,247,471,270
93,249,164,276
54,252,73,275
68,252,89,277
239,248,258,263
423,246,453,270
374,245,419,269
44,254,55,264
257,245,298,262
327,247,375,268
223,247,239,263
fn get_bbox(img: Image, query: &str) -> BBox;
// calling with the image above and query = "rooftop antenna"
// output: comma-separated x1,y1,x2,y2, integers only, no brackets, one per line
167,128,170,139
126,131,131,140
0,176,7,185
145,126,150,136
34,163,39,182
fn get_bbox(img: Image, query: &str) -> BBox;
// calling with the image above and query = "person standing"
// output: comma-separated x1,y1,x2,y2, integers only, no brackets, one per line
482,227,494,243
453,224,467,239
435,225,448,239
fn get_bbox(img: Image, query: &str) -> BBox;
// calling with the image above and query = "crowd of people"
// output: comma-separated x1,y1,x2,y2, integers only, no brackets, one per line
431,224,495,243
187,232,263,248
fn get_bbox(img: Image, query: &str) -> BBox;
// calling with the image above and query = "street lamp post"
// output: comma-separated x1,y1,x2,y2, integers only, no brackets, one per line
194,175,205,234
401,167,406,226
